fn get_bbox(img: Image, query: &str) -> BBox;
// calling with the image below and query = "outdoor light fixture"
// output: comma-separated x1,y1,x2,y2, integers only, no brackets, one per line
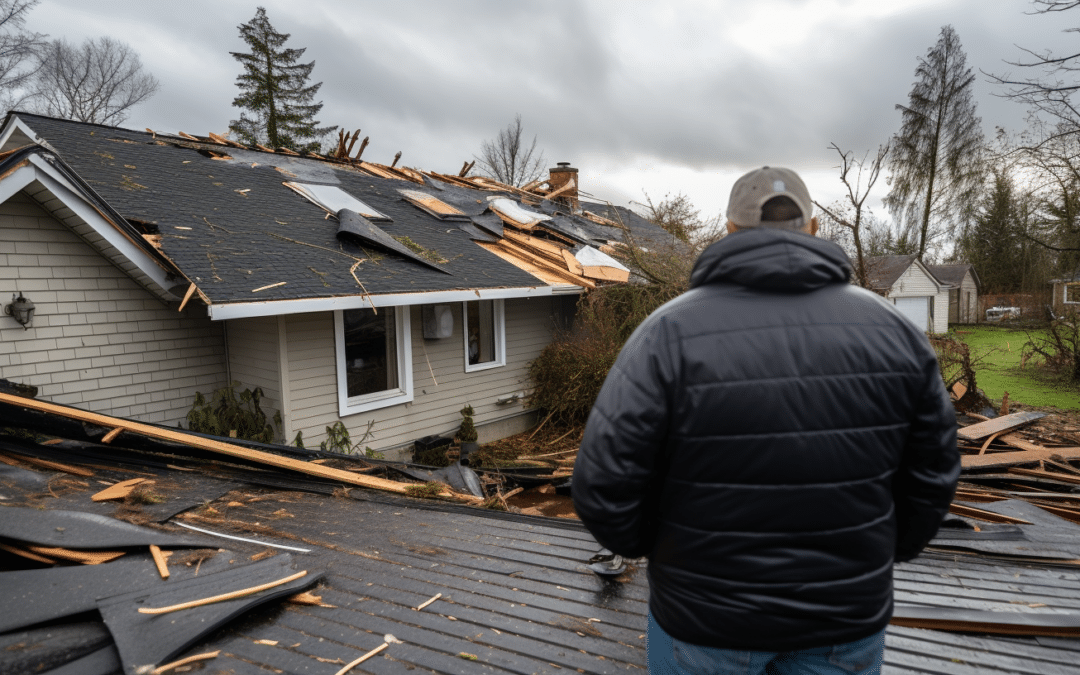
5,292,35,329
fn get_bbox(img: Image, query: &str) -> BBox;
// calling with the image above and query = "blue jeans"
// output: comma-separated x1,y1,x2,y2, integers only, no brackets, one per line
647,612,884,674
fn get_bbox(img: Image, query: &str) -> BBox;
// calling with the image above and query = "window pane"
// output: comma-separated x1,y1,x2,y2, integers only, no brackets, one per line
1068,284,1080,303
467,300,496,365
344,307,398,397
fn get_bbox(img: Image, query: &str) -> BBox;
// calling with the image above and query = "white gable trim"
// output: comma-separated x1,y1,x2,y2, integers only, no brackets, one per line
0,115,43,153
0,153,181,301
208,284,580,321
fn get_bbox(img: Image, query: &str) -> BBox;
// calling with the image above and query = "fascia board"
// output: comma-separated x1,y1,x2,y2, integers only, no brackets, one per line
209,284,582,321
21,156,180,301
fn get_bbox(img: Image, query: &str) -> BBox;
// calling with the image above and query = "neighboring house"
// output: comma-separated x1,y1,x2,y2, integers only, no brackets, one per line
1051,272,1080,317
0,112,662,455
865,255,948,333
927,263,980,324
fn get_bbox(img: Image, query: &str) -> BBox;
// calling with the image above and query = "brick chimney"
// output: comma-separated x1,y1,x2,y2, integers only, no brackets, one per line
547,162,579,212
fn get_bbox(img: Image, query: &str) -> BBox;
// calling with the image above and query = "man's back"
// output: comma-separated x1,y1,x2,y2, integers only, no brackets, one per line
574,227,959,652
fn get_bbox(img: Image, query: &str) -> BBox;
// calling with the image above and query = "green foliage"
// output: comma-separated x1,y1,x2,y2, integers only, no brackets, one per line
185,383,278,443
292,430,304,448
319,420,375,456
405,481,444,499
413,445,451,467
457,405,478,443
956,325,1080,408
393,235,448,264
228,6,335,152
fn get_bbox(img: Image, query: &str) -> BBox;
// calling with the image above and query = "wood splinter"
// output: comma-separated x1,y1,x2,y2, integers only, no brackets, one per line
138,570,308,614
414,592,442,611
149,544,171,579
150,650,220,675
334,642,388,675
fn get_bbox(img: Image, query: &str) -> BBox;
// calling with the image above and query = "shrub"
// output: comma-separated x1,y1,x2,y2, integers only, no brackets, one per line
1024,317,1080,383
185,383,280,443
457,405,478,443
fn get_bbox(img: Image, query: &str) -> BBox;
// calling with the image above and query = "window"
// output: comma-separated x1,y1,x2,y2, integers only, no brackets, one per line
463,299,505,372
335,306,412,415
1067,283,1080,304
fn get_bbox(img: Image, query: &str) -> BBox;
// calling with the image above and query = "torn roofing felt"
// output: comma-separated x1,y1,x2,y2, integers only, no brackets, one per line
0,506,210,548
337,208,449,274
0,551,235,634
97,553,320,672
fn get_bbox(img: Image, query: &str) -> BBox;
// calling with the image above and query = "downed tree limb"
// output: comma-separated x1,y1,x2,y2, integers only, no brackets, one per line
0,392,478,503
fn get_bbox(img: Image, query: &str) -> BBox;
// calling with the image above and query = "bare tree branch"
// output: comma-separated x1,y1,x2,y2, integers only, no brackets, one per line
30,36,158,125
0,0,45,110
475,114,545,187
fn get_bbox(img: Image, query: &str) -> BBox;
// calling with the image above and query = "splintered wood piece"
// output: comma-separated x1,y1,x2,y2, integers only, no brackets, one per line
251,281,286,293
151,650,220,675
177,131,199,141
0,542,56,564
948,503,1032,524
957,412,1048,441
91,477,149,501
0,393,478,503
979,431,1006,456
178,282,197,312
0,452,93,477
580,265,630,283
334,642,388,675
27,546,126,564
951,382,968,400
961,445,1080,470
414,592,442,611
139,570,308,615
561,248,584,275
149,545,171,579
101,427,124,444
1009,467,1080,485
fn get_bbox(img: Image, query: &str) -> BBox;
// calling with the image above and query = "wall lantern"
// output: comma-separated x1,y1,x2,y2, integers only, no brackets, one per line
5,292,35,329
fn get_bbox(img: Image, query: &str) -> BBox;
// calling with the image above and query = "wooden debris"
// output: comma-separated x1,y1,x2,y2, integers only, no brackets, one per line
251,281,286,293
957,412,1048,441
333,642,388,675
0,393,479,503
0,451,94,477
27,546,126,564
151,650,220,675
0,542,56,564
948,503,1032,525
139,570,308,615
91,477,150,501
414,592,442,611
101,426,124,444
150,544,171,579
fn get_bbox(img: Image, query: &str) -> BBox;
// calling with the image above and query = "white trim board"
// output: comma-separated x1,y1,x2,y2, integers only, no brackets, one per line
208,284,581,321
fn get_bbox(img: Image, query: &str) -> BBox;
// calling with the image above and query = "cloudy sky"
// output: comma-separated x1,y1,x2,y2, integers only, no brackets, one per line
23,0,1078,221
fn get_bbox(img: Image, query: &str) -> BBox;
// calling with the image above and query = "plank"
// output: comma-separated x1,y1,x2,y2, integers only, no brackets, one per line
949,503,1031,524
0,393,476,503
961,446,1080,470
91,477,149,502
957,412,1048,441
891,604,1080,638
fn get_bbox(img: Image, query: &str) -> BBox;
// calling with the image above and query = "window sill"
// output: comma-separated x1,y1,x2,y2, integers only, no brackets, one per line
339,389,412,416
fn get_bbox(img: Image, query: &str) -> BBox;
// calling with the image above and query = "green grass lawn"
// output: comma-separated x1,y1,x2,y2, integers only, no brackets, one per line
951,325,1080,410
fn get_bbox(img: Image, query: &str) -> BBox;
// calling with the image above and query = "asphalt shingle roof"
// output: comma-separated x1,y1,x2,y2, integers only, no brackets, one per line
15,113,662,306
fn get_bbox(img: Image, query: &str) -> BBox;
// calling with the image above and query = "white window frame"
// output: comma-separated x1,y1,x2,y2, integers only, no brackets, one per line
1066,283,1080,305
462,299,506,372
335,306,413,416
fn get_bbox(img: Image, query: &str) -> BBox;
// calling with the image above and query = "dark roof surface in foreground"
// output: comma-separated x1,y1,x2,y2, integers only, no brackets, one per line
5,426,1080,672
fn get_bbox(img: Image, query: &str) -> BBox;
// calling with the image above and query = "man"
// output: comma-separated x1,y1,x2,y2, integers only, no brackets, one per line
573,167,959,674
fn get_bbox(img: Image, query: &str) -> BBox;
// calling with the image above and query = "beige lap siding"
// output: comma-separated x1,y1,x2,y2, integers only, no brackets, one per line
223,316,285,437
283,297,556,451
889,264,948,334
0,192,227,425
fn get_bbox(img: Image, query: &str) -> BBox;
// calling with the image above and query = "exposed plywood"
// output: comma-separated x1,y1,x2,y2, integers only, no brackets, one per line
475,241,578,286
958,412,1048,441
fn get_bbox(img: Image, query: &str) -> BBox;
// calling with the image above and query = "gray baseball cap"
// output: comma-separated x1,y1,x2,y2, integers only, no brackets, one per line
726,166,813,229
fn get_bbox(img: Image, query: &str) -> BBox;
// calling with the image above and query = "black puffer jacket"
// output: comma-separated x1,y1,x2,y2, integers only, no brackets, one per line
573,228,959,651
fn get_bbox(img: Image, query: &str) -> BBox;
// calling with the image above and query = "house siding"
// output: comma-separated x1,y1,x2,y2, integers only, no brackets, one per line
0,192,227,425
282,297,555,452
959,272,978,323
887,264,948,333
223,315,284,437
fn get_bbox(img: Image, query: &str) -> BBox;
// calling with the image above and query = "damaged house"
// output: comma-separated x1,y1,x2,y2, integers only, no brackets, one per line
0,113,664,455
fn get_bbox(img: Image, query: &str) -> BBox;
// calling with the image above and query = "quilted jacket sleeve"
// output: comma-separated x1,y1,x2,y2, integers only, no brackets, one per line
893,344,960,562
572,314,678,558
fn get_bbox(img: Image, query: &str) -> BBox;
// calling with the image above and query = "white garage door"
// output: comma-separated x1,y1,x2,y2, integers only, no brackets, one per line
894,296,930,331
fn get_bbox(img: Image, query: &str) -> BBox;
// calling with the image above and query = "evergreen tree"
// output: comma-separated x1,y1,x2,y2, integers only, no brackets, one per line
229,7,334,152
885,25,984,259
958,169,1021,293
